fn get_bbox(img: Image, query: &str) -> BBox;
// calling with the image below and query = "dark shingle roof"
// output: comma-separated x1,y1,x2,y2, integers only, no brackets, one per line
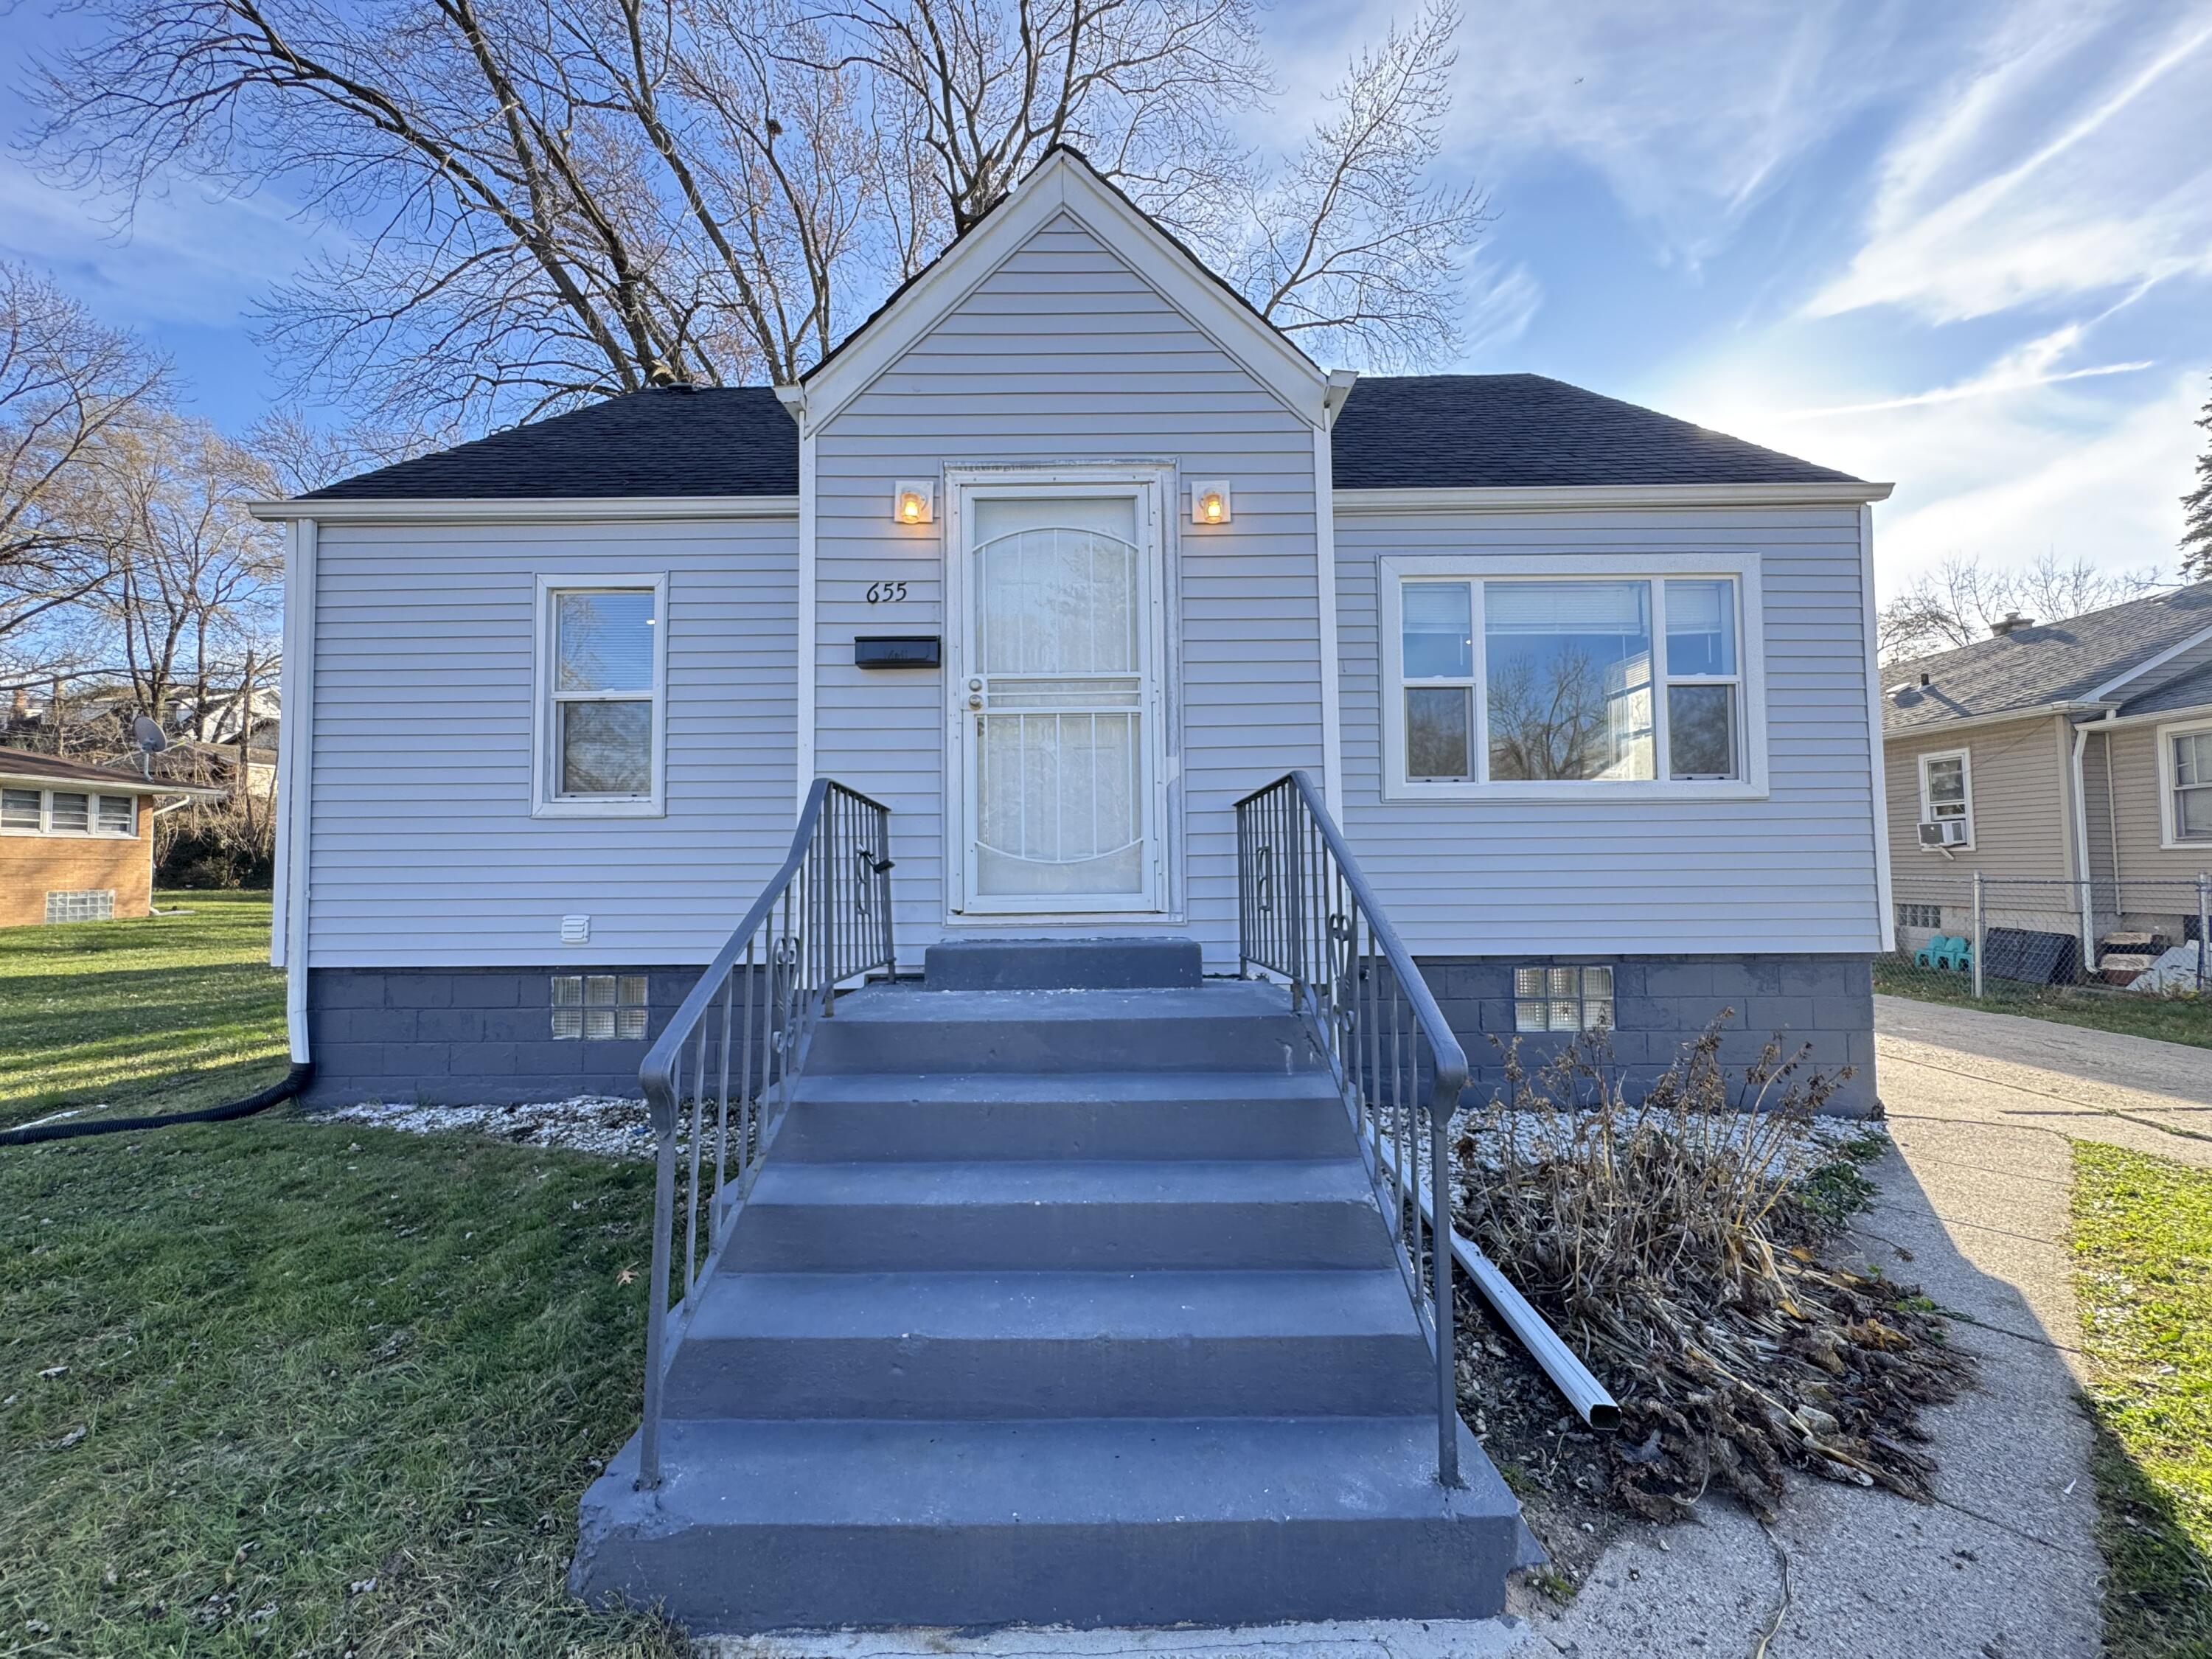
299,375,1858,502
2115,658,2212,720
303,386,797,499
1331,375,1858,489
1883,582,2212,734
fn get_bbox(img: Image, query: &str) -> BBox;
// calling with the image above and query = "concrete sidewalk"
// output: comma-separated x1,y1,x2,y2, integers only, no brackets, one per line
712,998,2212,1659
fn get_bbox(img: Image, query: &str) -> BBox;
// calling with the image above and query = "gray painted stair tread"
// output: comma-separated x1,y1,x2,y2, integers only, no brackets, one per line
747,1158,1374,1208
630,1416,1511,1528
827,983,1293,1022
789,1070,1341,1105
683,1269,1425,1342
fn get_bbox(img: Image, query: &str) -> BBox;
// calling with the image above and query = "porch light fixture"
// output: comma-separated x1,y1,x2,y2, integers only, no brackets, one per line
1192,481,1231,526
893,481,935,525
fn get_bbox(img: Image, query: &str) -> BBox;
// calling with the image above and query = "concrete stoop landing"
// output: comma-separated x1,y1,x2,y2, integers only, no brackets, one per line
571,939,1536,1633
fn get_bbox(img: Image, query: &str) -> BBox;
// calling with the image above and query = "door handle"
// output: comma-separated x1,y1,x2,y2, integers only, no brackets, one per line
967,693,984,709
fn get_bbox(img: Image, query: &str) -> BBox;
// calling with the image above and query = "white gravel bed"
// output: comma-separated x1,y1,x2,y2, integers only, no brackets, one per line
1451,1101,1878,1182
316,1094,661,1158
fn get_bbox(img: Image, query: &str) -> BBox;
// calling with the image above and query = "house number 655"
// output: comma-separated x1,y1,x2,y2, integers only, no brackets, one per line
866,580,909,603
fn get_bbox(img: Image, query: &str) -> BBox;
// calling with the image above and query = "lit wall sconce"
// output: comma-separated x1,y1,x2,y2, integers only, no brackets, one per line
1191,481,1231,526
892,480,935,525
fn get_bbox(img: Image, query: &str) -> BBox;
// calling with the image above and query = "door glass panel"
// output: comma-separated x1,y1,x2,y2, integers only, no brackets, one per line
970,495,1147,900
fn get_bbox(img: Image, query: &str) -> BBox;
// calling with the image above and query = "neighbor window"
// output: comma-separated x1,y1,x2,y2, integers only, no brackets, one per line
1389,568,1753,791
537,578,666,815
0,788,140,836
552,974,648,1040
1918,749,1972,842
1514,966,1613,1034
2161,720,2212,846
1896,901,1942,931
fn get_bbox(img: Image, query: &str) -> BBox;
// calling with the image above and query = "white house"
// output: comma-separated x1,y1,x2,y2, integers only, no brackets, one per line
253,146,1898,1634
254,148,1893,1116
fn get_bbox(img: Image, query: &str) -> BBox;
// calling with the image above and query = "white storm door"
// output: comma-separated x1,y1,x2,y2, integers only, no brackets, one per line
956,487,1166,914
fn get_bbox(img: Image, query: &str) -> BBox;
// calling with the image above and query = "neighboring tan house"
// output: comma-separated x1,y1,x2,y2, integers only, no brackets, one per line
1882,580,2212,967
0,749,223,927
248,149,1897,1635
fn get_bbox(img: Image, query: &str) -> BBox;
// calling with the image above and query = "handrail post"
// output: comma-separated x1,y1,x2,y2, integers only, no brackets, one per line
638,1119,676,1489
1430,1093,1459,1489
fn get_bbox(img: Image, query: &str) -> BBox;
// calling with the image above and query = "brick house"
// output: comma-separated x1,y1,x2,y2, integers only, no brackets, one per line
0,748,223,927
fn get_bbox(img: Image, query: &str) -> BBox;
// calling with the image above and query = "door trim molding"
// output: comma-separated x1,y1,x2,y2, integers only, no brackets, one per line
942,463,1183,924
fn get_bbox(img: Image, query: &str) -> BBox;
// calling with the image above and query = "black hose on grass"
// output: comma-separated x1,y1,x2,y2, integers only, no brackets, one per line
0,1061,314,1147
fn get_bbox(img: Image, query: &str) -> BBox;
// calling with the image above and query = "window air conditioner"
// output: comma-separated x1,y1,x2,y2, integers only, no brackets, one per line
1918,819,1967,849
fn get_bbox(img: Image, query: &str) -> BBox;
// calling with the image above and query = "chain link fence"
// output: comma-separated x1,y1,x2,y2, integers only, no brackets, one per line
1884,871,2212,1005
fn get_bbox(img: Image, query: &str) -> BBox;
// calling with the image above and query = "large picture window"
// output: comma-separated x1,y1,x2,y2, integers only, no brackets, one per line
535,576,667,817
1383,560,1762,797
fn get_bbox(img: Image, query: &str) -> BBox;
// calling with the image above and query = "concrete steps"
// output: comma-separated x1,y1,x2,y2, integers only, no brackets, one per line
571,952,1535,1632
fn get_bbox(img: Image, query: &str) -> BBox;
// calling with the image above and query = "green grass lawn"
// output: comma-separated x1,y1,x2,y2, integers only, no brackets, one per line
2072,1141,2212,1658
0,891,289,1131
1874,958,2212,1051
0,1119,684,1657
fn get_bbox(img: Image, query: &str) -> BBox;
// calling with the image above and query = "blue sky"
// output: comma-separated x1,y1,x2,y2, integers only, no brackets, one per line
4,0,2209,593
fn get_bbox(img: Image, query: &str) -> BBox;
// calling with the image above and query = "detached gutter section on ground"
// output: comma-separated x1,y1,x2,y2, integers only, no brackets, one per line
1378,1134,1621,1431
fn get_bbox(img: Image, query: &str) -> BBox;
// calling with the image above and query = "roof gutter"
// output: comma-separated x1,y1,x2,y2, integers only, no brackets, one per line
1884,699,2115,741
246,495,800,524
1334,481,1894,513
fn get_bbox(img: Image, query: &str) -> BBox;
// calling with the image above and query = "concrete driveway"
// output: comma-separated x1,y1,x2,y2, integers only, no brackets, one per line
717,997,2212,1659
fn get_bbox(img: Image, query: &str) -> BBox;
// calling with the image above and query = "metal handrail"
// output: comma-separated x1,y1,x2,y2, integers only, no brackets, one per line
633,778,894,1488
1235,768,1469,1487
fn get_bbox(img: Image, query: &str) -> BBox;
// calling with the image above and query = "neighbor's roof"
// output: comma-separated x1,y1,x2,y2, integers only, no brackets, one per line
1883,581,2212,734
300,375,1859,501
0,748,223,795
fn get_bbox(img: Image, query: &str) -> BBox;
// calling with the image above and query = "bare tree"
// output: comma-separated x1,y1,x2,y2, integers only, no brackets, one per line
1879,551,2172,667
2185,372,2211,582
25,0,1487,431
82,413,285,725
0,262,172,667
1229,1,1488,368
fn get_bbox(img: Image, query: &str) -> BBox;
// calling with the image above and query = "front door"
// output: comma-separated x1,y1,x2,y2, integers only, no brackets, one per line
950,477,1169,916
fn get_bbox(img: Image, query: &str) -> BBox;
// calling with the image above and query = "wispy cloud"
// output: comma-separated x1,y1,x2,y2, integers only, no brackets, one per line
1458,258,1543,361
1806,3,2212,321
1781,325,2153,417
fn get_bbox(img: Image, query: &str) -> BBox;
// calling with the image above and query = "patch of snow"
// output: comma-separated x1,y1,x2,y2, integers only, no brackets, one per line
316,1095,662,1159
1453,1103,1871,1183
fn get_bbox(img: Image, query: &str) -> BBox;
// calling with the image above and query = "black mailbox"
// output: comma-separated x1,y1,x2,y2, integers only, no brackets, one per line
854,635,941,669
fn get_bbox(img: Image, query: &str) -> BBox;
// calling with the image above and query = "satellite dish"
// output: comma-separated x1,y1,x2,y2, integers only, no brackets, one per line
133,715,168,754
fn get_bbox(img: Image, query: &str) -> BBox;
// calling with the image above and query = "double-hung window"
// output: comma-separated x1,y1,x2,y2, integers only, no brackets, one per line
1384,558,1762,796
1918,750,1972,845
2160,719,2212,847
535,576,667,817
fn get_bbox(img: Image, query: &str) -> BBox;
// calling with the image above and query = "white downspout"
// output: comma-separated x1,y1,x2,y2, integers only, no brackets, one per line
276,517,318,1065
2068,711,2119,973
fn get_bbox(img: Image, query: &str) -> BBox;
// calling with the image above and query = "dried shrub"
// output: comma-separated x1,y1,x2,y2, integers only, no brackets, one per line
1453,1020,1971,1522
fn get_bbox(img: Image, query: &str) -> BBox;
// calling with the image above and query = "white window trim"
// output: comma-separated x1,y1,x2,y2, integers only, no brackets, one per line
531,573,669,819
1377,552,1768,801
2156,716,2212,850
1916,748,1975,849
0,787,144,838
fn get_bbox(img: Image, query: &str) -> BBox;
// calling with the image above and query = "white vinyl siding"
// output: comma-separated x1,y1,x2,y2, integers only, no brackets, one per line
1337,504,1883,954
306,517,799,967
813,209,1324,967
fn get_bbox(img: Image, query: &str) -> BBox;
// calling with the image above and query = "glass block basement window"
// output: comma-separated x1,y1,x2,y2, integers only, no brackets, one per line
552,974,648,1040
1514,966,1613,1033
45,889,115,924
1896,902,1942,930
